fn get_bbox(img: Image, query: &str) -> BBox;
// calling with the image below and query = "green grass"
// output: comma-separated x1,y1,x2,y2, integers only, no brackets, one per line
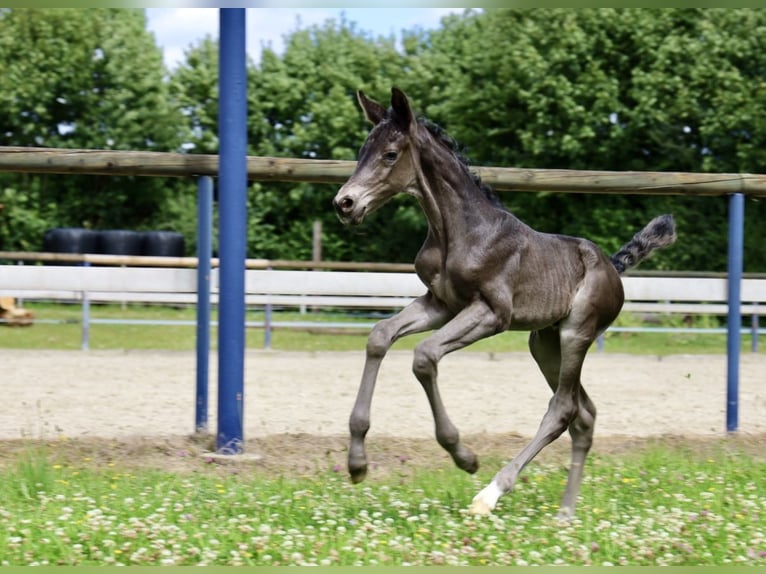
1,301,759,354
0,444,764,565
2,303,763,565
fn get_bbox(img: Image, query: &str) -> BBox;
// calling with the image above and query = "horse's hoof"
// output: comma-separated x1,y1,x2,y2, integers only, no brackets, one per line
460,455,479,474
556,508,574,522
468,499,493,515
469,482,501,515
349,465,367,484
455,449,479,474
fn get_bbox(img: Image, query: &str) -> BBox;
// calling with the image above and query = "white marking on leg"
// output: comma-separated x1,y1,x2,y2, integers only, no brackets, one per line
469,480,503,515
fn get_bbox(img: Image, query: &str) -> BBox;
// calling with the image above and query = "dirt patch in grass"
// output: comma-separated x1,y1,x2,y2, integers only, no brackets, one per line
2,432,763,482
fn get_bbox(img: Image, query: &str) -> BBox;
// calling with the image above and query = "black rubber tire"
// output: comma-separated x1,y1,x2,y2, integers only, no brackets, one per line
140,231,185,257
42,228,99,264
96,230,144,256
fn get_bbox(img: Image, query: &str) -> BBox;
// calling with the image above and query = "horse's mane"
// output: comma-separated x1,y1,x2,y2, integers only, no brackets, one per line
417,117,506,210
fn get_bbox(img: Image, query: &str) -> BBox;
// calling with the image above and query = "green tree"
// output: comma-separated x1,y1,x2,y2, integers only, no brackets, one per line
166,17,419,261
4,8,763,272
245,17,424,262
406,8,766,271
0,9,185,251
168,36,219,155
162,37,221,256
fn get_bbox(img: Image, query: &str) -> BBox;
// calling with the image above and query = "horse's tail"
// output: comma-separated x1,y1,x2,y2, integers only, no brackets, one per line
610,214,677,275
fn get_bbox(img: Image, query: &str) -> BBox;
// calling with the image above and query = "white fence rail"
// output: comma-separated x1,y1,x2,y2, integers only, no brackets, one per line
2,265,765,350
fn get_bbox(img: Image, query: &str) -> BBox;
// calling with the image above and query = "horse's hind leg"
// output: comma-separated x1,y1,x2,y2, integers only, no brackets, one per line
470,324,592,516
559,386,596,518
528,327,596,518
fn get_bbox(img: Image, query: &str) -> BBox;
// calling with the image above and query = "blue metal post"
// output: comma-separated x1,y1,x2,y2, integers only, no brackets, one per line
81,261,91,351
195,176,214,434
216,8,248,453
726,193,744,433
264,302,273,349
264,265,273,349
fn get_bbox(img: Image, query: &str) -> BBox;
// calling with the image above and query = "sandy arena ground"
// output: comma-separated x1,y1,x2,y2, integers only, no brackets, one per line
3,349,764,441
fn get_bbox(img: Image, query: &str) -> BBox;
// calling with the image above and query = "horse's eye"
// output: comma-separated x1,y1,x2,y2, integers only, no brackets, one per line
383,151,398,163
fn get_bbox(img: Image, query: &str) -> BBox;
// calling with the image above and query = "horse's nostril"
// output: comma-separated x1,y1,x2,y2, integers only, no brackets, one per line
339,197,354,212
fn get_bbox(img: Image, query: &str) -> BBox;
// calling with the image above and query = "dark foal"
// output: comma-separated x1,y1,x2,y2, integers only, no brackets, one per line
333,87,676,517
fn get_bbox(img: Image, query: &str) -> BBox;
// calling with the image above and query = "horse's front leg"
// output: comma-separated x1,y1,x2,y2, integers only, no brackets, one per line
411,299,503,475
348,294,451,483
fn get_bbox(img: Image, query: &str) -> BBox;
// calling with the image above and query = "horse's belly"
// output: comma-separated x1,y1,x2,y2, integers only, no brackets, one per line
509,298,570,331
507,313,561,332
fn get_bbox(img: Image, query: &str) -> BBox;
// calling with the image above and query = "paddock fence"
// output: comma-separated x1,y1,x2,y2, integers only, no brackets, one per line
1,146,765,434
2,252,765,352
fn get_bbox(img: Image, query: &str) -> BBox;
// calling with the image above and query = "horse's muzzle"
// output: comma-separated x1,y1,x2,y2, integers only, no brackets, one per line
333,195,363,225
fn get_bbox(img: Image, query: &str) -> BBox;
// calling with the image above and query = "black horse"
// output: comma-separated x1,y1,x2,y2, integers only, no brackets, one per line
333,87,676,517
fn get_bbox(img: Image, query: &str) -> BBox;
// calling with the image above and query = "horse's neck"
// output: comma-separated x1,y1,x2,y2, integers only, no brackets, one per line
413,145,533,278
414,146,492,245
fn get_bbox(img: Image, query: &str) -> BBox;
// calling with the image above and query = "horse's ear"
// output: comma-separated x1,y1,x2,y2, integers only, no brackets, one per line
357,90,386,125
390,87,416,133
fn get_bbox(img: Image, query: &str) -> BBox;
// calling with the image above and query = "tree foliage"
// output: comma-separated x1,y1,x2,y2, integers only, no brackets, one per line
0,9,184,251
405,8,766,271
243,18,426,262
0,8,764,271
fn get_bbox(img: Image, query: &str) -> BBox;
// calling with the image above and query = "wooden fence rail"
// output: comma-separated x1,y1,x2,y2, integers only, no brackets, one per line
0,251,415,272
1,146,766,196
